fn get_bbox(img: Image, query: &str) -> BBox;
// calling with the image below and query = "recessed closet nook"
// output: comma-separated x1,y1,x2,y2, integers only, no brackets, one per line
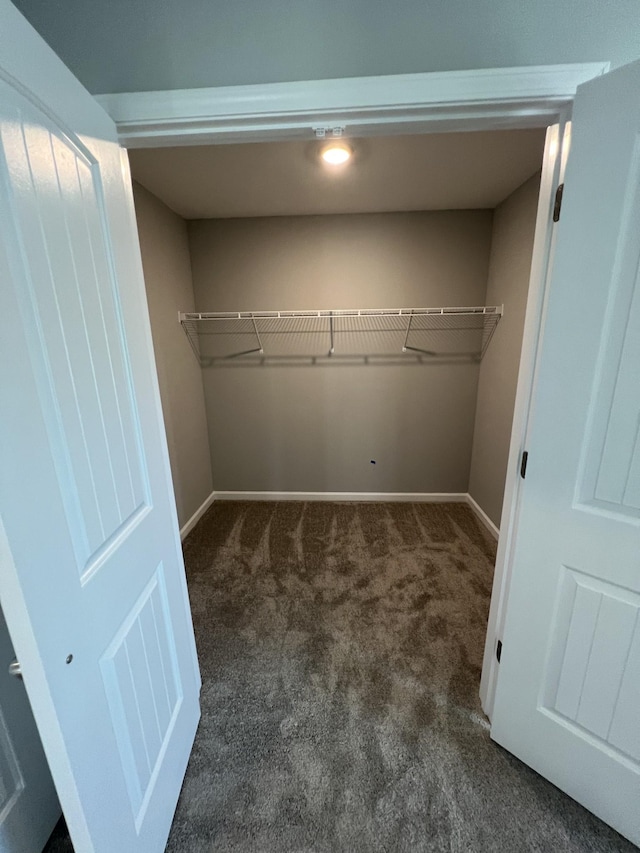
130,129,544,544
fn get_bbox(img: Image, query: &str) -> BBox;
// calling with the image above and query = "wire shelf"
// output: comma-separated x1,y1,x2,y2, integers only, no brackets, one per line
179,306,503,364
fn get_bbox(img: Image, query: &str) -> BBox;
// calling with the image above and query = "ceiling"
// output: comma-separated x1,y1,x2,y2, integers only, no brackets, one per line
129,130,545,220
13,0,636,94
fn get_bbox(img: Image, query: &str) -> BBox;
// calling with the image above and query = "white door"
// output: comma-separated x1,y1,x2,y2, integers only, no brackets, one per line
491,60,640,846
0,4,201,853
0,603,60,853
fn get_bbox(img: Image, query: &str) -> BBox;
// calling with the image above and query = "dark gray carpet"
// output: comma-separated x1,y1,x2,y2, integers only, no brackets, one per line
45,501,635,852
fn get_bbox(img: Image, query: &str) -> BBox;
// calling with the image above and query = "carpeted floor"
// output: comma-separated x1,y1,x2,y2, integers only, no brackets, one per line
45,501,635,852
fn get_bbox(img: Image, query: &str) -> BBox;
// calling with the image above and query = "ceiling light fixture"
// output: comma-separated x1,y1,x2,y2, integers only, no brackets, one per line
321,143,352,165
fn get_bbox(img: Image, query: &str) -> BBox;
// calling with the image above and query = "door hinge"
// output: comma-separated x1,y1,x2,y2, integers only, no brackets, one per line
496,640,503,663
520,450,528,479
553,183,564,222
8,659,22,678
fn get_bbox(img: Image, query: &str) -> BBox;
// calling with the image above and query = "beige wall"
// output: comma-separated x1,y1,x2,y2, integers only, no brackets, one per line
133,182,213,527
188,211,493,494
468,173,541,527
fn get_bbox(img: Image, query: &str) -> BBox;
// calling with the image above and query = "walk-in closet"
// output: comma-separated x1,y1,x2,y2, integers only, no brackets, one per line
3,3,637,847
14,119,636,853
94,127,618,853
130,129,545,537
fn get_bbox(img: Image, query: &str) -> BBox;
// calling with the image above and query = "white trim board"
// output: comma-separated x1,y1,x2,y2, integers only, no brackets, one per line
179,490,216,540
187,490,499,540
213,490,467,503
479,119,570,719
466,494,500,540
96,63,608,148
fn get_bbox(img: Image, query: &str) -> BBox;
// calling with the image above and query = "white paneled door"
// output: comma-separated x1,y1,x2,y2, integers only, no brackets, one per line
0,3,200,853
491,61,640,845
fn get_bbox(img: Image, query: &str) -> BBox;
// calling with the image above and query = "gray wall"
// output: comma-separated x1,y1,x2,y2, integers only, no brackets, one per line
188,212,493,494
11,0,638,94
468,173,541,527
133,182,213,527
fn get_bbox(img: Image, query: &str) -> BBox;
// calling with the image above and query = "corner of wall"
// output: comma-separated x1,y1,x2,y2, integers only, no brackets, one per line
468,171,542,529
133,183,214,528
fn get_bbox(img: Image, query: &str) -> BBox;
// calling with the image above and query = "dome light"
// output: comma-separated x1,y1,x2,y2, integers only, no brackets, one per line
321,143,352,165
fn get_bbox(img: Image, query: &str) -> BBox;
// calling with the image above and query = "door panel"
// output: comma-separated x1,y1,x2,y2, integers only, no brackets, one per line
0,709,22,826
578,138,640,516
0,605,60,853
491,60,640,846
100,564,183,828
0,4,201,852
546,569,640,748
2,96,151,571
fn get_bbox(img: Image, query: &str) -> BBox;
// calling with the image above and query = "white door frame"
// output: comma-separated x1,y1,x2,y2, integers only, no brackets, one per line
479,114,572,717
97,64,606,147
97,62,607,718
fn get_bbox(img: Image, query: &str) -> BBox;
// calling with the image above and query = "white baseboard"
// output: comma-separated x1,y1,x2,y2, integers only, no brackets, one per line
465,494,500,539
179,490,216,540
183,490,499,541
213,491,468,503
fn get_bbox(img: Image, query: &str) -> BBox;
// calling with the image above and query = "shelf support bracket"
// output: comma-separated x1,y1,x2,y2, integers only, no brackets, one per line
402,308,437,357
329,311,335,356
402,310,414,353
251,315,264,355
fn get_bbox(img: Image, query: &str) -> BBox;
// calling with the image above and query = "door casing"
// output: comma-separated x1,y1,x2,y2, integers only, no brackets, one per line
96,64,606,148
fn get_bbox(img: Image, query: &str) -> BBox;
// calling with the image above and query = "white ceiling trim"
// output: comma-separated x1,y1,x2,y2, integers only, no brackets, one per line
97,63,609,148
